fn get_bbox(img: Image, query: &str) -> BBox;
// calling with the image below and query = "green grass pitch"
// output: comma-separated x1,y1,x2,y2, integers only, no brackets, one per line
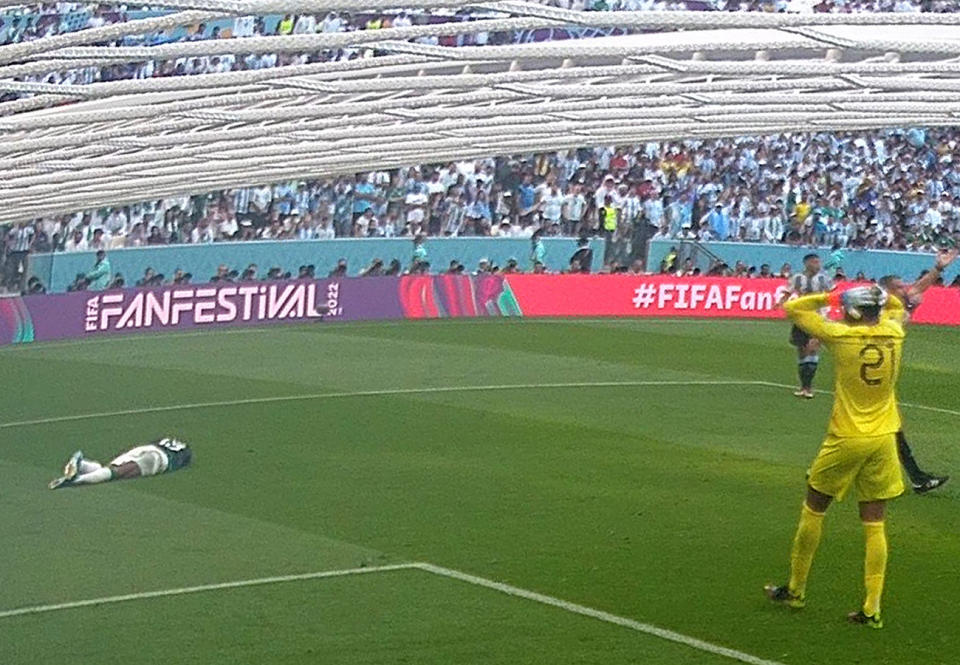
3,318,960,665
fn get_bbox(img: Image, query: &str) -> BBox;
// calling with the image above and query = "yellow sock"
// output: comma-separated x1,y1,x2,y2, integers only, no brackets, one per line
863,521,887,617
788,503,825,597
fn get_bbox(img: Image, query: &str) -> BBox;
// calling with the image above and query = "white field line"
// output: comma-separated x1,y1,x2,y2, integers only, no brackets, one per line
0,563,417,620
0,560,782,665
412,562,784,665
0,380,761,429
754,380,960,418
4,379,960,429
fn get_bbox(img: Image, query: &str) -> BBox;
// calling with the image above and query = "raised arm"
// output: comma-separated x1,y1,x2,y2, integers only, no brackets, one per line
783,293,840,340
908,248,958,298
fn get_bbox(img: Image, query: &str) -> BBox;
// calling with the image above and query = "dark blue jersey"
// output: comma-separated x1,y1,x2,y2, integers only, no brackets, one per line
150,438,192,472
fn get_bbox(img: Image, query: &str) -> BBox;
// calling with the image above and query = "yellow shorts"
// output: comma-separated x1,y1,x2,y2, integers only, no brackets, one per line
807,433,904,502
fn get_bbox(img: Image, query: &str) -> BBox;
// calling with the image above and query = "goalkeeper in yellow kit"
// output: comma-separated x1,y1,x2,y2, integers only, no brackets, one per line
765,285,906,629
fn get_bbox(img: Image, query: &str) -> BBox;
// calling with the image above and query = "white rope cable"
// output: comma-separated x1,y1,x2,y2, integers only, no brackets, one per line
27,16,560,63
1,86,957,154
0,54,437,116
1,59,667,115
8,108,947,187
3,106,957,196
6,112,959,223
481,3,960,28
15,8,952,74
3,10,960,222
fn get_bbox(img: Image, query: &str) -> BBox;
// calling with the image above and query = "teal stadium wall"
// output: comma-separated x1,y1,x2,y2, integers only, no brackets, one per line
646,240,960,284
30,237,605,293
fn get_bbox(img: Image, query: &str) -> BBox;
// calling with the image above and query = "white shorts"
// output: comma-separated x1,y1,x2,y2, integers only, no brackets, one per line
110,445,169,477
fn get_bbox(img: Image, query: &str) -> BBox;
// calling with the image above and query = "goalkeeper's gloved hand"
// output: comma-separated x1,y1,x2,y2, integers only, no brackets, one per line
841,286,887,320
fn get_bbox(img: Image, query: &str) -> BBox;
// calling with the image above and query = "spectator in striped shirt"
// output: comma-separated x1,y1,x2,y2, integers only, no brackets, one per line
4,221,35,293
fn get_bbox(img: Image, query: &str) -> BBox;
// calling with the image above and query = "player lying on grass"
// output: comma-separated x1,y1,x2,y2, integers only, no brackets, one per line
766,285,905,629
876,247,958,494
48,438,192,489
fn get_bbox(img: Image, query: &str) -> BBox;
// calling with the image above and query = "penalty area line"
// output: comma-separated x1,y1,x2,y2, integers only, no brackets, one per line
0,558,783,665
0,563,417,620
412,562,785,665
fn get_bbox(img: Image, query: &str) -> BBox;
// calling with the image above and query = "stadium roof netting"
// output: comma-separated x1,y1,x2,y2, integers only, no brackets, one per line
3,3,960,223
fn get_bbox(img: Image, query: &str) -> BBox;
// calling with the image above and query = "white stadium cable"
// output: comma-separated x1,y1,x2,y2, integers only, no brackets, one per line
0,112,610,171
0,88,958,158
1,112,957,201
1,84,957,137
3,72,856,130
6,113,960,223
2,109,941,186
0,53,431,99
0,80,92,96
478,3,960,28
3,80,953,147
0,95,84,115
0,97,868,172
23,16,562,63
0,59,668,116
3,10,960,221
6,9,960,75
0,53,439,116
3,48,930,133
0,87,528,133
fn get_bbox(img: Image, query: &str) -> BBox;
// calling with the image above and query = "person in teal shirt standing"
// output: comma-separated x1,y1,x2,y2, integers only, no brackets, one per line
412,234,428,271
530,229,546,270
86,250,112,290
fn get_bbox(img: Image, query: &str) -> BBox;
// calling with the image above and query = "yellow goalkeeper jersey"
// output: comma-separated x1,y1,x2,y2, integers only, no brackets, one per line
784,293,906,438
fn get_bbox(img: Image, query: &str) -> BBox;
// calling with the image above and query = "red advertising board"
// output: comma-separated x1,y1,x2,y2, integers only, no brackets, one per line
506,274,791,319
901,285,960,325
505,274,960,324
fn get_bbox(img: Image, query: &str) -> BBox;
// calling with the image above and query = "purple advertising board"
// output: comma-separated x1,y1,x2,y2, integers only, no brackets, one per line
0,278,406,345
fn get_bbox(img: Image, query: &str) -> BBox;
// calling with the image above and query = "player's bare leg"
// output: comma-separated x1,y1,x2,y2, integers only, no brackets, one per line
74,461,141,485
50,458,140,489
766,486,832,608
795,339,820,399
848,501,886,629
